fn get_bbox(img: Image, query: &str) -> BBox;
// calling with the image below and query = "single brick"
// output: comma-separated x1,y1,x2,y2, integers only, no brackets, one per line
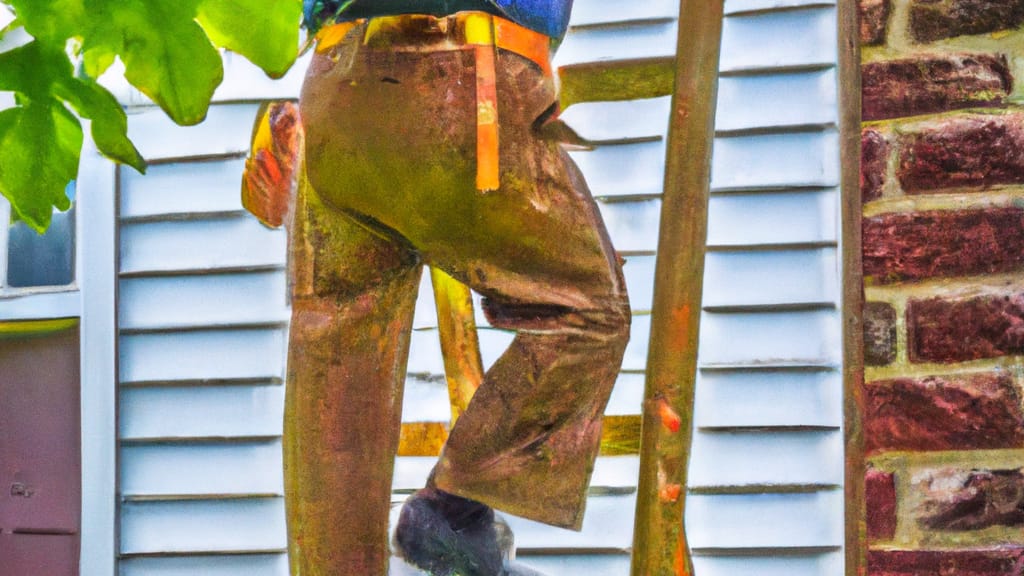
863,207,1024,284
859,0,890,45
915,467,1024,531
862,55,1011,121
863,372,1024,453
910,0,1024,43
898,112,1024,193
869,548,1024,575
862,129,889,202
909,292,1024,362
864,301,897,365
867,467,898,541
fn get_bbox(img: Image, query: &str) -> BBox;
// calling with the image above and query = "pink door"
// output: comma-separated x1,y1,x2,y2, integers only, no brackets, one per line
0,325,81,576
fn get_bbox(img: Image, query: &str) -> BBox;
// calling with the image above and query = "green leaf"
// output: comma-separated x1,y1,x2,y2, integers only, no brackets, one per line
56,76,146,172
0,37,67,96
5,0,85,44
196,0,301,78
82,43,116,79
85,0,222,125
0,103,82,232
0,40,144,173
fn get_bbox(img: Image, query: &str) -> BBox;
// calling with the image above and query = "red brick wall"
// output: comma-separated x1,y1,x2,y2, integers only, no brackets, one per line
859,1,1024,573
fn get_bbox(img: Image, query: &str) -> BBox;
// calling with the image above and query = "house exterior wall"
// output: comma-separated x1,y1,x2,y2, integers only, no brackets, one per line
858,0,1024,572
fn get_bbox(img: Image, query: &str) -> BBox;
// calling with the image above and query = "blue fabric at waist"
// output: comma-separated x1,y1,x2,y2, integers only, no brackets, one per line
322,0,573,41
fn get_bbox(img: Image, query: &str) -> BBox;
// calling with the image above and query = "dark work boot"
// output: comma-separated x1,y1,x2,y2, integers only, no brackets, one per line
393,487,505,576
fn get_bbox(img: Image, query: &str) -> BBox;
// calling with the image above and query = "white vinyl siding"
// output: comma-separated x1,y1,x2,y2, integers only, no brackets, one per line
116,93,295,573
688,2,845,574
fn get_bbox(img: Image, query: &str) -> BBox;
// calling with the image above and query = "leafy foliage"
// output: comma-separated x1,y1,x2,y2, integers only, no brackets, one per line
0,0,302,231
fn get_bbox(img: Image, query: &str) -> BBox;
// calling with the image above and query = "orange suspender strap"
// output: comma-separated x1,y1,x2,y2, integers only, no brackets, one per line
465,13,501,193
494,17,552,78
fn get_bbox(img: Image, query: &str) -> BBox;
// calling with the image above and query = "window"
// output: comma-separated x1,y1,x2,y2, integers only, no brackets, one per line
1,182,76,291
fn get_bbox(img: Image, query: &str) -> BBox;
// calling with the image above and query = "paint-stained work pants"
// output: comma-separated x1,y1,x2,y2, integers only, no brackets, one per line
284,20,630,575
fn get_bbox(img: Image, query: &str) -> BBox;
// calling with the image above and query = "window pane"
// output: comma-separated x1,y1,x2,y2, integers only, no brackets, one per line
7,184,75,288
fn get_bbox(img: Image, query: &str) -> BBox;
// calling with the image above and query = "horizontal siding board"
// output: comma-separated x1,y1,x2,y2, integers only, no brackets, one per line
706,190,838,247
620,314,651,371
686,491,844,549
698,310,841,366
119,272,288,330
119,329,286,383
724,0,835,15
589,456,641,488
570,141,665,199
553,20,677,67
710,130,840,191
693,552,843,576
120,442,283,497
515,555,630,576
702,248,839,308
694,370,842,428
392,455,640,491
716,70,837,132
605,372,645,415
569,0,677,26
392,456,438,490
120,499,286,554
120,385,284,440
120,158,248,219
597,200,662,253
719,8,837,73
401,376,453,423
688,430,843,487
126,104,259,161
406,329,446,376
119,554,289,576
622,254,655,311
560,97,670,141
120,217,287,275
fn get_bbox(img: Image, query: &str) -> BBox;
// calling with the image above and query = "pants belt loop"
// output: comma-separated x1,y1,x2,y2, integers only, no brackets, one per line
465,13,500,193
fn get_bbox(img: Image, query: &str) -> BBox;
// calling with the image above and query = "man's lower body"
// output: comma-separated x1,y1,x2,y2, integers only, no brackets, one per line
284,15,630,575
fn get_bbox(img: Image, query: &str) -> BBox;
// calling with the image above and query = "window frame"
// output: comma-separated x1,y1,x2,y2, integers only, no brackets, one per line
0,196,81,320
75,140,120,576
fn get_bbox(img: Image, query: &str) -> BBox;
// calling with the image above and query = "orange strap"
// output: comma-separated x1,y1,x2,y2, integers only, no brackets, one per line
494,17,552,77
465,13,500,192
